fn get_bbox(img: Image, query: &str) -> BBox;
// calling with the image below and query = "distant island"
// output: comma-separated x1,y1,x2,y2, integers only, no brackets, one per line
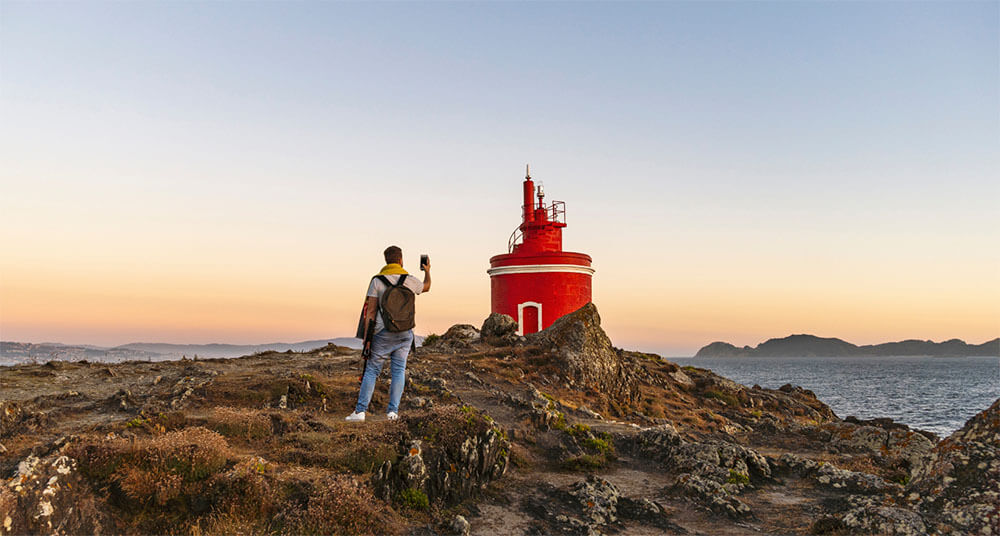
695,334,1000,358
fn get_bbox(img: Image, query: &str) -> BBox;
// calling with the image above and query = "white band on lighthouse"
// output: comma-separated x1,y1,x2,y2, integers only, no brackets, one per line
486,264,596,276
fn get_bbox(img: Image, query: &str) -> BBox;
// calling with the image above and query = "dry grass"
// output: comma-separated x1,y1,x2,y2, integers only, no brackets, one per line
70,427,239,532
207,406,271,440
288,476,399,535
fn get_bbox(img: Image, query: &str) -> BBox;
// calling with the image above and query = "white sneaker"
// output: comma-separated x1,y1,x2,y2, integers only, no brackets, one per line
386,412,399,421
345,411,365,422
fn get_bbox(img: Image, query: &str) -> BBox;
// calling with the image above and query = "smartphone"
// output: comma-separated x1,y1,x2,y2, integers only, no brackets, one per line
420,254,429,271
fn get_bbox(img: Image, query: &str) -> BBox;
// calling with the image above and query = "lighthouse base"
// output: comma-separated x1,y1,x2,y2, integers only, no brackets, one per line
488,251,593,335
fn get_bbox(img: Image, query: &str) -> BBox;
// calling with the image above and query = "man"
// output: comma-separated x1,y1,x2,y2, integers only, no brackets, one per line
346,245,431,422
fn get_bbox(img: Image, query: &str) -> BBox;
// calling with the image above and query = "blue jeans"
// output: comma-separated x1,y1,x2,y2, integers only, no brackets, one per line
355,329,413,414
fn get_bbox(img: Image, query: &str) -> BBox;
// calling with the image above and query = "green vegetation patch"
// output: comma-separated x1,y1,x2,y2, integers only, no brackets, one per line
704,390,740,407
397,487,429,510
561,454,612,471
726,469,750,485
581,437,614,455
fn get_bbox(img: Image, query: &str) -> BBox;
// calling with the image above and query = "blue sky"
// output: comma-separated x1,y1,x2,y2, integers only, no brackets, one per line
1,1,997,355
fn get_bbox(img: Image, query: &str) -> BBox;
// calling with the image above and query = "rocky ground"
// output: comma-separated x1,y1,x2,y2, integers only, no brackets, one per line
1,303,997,535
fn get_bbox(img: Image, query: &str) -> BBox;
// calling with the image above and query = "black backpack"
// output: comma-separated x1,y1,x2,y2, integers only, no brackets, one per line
376,275,416,332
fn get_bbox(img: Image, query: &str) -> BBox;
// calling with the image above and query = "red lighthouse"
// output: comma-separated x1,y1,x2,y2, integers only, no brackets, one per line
488,166,594,335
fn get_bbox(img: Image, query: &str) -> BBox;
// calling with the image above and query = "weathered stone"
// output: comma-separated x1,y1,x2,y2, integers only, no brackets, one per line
841,498,928,536
670,473,751,518
668,369,694,388
0,452,107,535
634,425,771,486
480,313,519,346
526,303,638,403
451,514,470,536
774,453,898,494
905,398,1000,535
443,324,480,342
464,371,483,385
568,475,621,526
821,422,935,477
374,413,509,506
424,324,481,353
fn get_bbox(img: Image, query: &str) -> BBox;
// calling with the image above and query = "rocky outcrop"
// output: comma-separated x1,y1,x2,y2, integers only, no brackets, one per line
480,313,522,346
373,407,510,506
903,398,1000,535
819,421,935,477
423,324,481,353
522,476,685,535
526,303,639,403
634,425,771,486
840,496,928,536
671,473,751,518
0,453,107,535
774,454,899,495
632,424,773,518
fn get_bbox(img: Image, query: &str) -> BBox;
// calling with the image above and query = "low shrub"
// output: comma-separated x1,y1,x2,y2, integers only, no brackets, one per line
561,454,611,471
396,487,429,511
581,437,613,455
726,469,750,485
704,390,740,407
422,334,440,346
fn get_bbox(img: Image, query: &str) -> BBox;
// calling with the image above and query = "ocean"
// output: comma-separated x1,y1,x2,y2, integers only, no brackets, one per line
686,355,1000,437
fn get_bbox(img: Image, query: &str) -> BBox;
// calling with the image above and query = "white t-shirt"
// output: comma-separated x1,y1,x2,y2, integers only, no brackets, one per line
367,274,424,332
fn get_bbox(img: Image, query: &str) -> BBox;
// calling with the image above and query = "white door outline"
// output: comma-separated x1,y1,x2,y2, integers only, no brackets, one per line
517,301,543,336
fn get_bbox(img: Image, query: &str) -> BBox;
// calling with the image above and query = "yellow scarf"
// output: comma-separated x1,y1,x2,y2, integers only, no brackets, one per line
378,263,409,276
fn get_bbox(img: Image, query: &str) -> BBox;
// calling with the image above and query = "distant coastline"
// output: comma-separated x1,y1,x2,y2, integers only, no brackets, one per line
695,334,1000,358
0,338,364,366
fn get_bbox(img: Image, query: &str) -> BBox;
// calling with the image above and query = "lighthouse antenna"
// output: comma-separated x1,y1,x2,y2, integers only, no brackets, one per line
526,164,530,179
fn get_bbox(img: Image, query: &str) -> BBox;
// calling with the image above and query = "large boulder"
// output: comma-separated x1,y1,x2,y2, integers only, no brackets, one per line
904,398,1000,534
526,303,639,403
423,324,480,353
480,313,521,346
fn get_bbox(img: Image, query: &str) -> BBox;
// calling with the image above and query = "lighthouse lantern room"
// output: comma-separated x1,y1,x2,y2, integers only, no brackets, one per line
488,167,594,335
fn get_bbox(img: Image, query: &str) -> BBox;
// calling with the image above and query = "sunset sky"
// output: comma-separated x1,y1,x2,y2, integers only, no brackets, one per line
1,2,997,356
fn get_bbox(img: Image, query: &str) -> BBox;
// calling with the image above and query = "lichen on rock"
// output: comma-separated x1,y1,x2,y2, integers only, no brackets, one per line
904,398,1000,535
0,452,107,535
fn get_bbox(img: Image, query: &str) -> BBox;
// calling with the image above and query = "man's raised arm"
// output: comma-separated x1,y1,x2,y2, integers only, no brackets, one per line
422,261,431,293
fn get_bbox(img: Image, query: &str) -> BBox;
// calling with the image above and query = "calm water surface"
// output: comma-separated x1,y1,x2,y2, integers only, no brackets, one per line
686,356,999,437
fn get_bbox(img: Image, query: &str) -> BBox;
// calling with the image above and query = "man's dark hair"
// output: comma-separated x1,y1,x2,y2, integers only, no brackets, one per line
384,245,403,264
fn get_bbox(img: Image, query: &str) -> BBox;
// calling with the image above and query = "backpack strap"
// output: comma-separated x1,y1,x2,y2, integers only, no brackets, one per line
375,274,408,288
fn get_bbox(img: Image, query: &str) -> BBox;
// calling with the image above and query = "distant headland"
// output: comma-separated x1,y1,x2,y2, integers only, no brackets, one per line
695,334,1000,358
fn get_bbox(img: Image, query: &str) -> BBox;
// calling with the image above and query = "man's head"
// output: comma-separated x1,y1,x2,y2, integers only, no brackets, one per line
383,245,403,265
